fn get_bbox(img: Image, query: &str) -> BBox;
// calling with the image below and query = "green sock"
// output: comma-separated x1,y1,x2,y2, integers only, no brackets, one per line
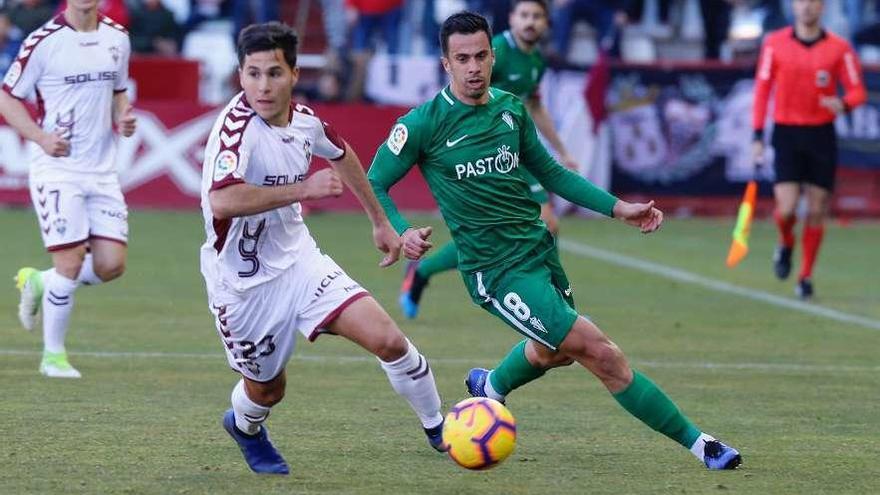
612,370,701,449
416,241,460,279
488,340,546,396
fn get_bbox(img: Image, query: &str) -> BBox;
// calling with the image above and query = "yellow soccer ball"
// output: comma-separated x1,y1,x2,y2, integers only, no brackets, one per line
443,397,516,470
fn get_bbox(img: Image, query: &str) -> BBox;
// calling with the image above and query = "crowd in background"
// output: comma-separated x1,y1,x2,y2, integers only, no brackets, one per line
0,0,879,103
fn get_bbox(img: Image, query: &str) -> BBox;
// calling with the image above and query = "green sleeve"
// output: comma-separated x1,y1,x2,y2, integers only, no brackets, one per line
367,116,423,235
518,107,618,217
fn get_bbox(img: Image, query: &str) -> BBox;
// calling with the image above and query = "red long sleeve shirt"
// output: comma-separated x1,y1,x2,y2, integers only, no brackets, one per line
753,27,867,134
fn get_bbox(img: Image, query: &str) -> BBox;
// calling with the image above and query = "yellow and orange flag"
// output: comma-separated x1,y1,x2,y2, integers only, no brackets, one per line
726,180,758,268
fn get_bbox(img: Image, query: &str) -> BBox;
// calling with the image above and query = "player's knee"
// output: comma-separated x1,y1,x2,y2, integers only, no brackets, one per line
375,330,409,362
539,351,574,368
806,208,826,226
54,256,85,280
594,342,628,380
249,381,286,406
94,259,125,282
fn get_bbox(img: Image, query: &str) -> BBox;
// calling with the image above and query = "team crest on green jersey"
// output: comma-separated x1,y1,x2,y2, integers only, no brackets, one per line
501,111,515,131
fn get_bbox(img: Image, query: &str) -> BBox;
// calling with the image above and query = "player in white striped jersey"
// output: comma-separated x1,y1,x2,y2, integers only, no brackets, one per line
200,22,445,474
0,0,135,378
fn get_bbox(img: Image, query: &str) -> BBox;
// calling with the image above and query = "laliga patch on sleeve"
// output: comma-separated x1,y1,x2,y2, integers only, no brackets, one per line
4,61,22,88
213,150,239,181
386,123,408,156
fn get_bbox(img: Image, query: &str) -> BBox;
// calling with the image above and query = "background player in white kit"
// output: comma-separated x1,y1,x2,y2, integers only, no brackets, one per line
0,0,136,378
201,22,445,475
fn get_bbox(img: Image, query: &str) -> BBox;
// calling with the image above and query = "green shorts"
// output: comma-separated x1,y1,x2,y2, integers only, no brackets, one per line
523,169,549,204
462,234,578,350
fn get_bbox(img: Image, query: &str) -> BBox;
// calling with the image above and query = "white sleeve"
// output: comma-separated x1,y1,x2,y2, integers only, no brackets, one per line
313,119,346,161
210,117,257,191
2,36,46,99
115,35,130,93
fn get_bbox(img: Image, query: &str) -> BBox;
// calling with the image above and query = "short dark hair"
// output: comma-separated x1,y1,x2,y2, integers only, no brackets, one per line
237,22,298,69
439,12,492,56
511,0,549,14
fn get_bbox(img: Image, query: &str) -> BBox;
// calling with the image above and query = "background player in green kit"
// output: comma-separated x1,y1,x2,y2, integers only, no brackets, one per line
398,0,578,319
368,12,742,470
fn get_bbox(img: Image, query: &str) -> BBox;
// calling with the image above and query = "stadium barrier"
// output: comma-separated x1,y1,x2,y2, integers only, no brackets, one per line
0,58,877,216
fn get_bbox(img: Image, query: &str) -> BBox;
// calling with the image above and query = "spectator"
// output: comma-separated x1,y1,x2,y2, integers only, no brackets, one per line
345,0,403,101
232,0,277,41
0,12,21,75
184,0,229,32
550,0,627,60
698,0,732,60
322,0,349,57
7,0,54,37
130,0,181,55
626,0,673,37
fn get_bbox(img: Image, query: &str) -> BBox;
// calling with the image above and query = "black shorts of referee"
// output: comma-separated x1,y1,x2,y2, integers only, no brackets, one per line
771,123,837,191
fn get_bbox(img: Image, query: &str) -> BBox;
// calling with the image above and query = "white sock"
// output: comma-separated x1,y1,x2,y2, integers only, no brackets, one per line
483,371,506,402
231,379,271,435
689,432,716,460
75,254,103,286
42,270,77,354
378,339,443,429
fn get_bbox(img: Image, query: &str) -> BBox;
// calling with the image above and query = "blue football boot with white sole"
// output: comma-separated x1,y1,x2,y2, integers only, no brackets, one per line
222,409,289,475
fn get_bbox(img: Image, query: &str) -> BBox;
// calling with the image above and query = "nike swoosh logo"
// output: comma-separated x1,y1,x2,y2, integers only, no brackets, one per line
446,135,468,147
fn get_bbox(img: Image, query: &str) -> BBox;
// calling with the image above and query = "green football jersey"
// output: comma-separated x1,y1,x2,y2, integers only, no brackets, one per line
368,86,618,273
491,30,548,200
491,31,546,100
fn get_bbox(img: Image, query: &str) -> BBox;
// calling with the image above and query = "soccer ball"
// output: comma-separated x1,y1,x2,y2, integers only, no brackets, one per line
443,397,517,470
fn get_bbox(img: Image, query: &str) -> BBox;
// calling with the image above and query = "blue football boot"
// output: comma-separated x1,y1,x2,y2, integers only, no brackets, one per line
424,420,447,452
399,261,428,319
222,409,289,475
464,368,505,404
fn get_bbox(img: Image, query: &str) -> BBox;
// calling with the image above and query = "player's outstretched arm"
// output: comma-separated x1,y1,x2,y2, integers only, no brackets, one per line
367,133,419,236
210,168,343,219
612,199,664,233
0,91,69,156
329,142,402,267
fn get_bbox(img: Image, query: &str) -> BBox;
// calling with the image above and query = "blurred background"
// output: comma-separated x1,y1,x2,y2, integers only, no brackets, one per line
0,0,878,218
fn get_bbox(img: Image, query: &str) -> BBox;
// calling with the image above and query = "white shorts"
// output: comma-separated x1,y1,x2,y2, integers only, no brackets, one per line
29,177,128,252
207,251,369,382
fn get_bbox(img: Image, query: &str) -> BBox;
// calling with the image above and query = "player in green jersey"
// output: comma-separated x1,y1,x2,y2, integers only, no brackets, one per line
368,12,741,470
398,0,579,319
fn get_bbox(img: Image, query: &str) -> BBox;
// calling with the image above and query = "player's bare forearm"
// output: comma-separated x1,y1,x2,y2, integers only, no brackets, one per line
330,143,389,226
0,90,46,143
112,91,129,122
526,98,569,158
210,183,311,219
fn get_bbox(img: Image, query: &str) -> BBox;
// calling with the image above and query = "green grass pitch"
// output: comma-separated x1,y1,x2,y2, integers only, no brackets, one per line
1,208,878,494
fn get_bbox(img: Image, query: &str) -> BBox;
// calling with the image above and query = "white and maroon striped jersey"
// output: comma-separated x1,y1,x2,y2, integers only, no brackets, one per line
200,93,347,292
1,14,130,181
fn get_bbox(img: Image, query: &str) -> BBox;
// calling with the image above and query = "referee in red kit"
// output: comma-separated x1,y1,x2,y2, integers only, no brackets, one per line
752,0,866,299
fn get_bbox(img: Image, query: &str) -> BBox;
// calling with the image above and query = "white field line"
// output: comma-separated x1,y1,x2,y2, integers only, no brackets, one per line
0,349,877,373
558,239,880,331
